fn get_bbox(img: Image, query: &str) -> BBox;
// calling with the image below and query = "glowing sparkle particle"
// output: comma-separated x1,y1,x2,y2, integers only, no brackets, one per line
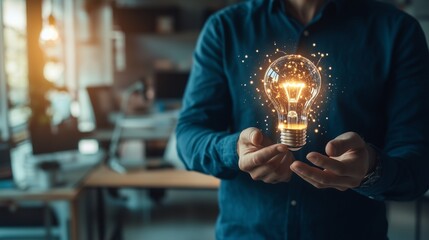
259,67,263,70
245,55,248,58
315,129,319,133
272,109,275,112
318,67,322,71
266,55,269,57
329,67,332,70
256,49,259,53
312,43,316,47
326,117,329,120
241,60,245,63
250,81,254,84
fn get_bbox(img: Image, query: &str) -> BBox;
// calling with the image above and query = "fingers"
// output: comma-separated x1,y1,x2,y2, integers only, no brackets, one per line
240,144,289,171
325,132,365,157
306,152,349,177
238,127,294,184
290,161,360,190
248,153,293,183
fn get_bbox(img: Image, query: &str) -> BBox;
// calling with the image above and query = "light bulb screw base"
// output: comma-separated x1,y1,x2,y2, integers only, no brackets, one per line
280,128,306,151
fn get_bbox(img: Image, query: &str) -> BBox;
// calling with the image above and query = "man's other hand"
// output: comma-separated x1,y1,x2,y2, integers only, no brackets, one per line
290,132,376,191
237,127,294,183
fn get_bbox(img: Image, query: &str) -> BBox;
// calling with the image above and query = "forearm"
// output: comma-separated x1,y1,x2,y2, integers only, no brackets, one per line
354,144,429,201
176,122,240,179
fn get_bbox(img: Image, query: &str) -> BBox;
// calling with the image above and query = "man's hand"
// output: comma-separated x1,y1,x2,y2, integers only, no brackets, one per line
290,132,376,191
238,127,294,183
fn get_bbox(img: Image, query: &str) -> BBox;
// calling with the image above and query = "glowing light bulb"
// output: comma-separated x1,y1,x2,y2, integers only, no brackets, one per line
39,14,60,50
264,54,321,150
43,59,64,83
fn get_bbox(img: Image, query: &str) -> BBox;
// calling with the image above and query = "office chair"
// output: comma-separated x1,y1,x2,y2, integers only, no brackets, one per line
86,85,119,130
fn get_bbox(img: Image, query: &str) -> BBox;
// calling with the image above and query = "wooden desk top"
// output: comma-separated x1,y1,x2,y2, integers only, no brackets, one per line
0,188,80,202
84,165,220,189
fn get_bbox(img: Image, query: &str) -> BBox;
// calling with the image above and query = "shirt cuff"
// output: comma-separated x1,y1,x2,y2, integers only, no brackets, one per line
353,144,398,201
219,132,241,170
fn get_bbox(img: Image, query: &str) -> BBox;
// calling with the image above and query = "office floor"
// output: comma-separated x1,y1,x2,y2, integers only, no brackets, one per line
122,189,218,240
122,190,428,240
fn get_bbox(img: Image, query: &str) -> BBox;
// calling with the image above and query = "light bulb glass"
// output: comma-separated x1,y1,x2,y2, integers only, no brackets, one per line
39,24,60,50
264,54,321,150
43,60,64,83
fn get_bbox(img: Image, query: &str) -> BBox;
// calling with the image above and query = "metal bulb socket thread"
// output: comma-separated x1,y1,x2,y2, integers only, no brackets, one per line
280,128,306,151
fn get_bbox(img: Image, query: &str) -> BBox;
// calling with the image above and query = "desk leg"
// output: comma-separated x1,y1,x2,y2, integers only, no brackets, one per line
70,198,79,240
415,198,422,240
97,188,106,240
44,202,53,240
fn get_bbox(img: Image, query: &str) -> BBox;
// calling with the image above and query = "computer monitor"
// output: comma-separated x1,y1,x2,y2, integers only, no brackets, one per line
154,71,189,100
0,142,12,181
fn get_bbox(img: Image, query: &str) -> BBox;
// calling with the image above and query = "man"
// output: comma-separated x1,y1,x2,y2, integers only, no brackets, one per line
176,0,429,239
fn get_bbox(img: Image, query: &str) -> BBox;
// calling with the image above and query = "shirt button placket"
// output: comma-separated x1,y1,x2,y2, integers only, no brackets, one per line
303,30,310,37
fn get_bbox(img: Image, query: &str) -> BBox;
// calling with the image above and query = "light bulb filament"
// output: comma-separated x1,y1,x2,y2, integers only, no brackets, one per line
282,82,305,103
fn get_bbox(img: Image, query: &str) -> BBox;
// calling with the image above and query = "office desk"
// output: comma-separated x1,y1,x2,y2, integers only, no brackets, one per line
84,165,220,189
0,188,81,240
84,164,219,240
0,148,105,240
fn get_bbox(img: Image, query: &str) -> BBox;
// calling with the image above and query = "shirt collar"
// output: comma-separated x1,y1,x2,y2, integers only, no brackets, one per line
269,0,342,15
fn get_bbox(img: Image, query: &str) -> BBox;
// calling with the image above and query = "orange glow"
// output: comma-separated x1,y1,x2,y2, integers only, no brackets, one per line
278,123,307,130
282,82,305,103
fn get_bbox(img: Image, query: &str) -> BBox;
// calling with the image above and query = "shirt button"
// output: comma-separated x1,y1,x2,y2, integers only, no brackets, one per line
290,200,297,206
303,30,310,37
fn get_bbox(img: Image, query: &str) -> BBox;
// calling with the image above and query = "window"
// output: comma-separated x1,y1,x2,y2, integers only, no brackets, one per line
2,0,30,129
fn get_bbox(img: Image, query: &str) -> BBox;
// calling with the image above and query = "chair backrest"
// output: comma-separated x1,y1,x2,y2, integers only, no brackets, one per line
86,85,119,129
163,131,185,169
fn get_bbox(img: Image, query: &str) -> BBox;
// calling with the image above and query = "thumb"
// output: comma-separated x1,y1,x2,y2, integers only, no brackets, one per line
325,132,364,157
250,128,263,146
240,127,263,146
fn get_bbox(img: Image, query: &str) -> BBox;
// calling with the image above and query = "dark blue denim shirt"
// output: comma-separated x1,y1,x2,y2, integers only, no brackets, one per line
176,0,429,239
